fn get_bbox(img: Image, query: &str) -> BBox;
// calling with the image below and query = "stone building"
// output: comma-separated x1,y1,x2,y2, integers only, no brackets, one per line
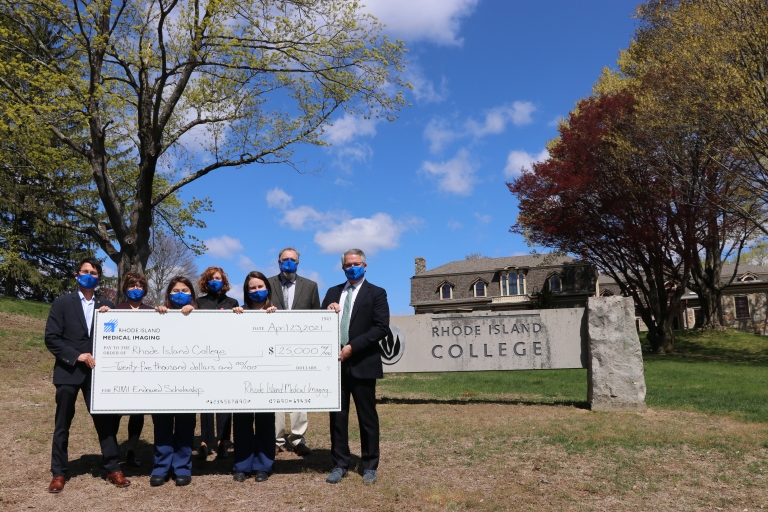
598,264,768,334
410,255,598,314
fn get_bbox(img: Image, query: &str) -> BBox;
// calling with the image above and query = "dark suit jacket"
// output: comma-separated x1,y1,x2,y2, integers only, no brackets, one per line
45,291,114,385
197,293,239,311
114,302,153,310
322,280,389,379
268,274,321,310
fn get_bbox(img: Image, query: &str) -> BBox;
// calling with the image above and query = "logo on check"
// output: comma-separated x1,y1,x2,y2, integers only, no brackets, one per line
104,320,118,333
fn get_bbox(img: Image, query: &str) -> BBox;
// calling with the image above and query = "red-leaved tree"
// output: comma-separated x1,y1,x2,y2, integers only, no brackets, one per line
509,91,691,353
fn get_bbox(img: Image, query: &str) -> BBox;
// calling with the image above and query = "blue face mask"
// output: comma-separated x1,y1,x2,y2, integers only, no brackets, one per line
248,289,269,303
280,260,298,273
125,289,145,302
344,265,365,281
169,292,192,307
208,280,223,293
76,273,99,290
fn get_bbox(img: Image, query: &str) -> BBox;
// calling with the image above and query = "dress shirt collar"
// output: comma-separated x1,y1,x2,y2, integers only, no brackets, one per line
280,275,297,286
78,290,94,304
344,276,365,291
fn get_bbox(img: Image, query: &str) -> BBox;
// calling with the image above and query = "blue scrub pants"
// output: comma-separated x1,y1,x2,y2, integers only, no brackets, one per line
232,412,275,474
151,413,195,477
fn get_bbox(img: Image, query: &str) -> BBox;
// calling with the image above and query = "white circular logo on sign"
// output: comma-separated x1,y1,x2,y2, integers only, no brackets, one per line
379,325,404,365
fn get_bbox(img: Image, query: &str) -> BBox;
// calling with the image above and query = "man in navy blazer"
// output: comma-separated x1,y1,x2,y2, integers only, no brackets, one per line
44,257,129,493
321,248,389,485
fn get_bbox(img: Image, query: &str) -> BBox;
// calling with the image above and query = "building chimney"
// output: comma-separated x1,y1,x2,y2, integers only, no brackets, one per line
415,257,426,275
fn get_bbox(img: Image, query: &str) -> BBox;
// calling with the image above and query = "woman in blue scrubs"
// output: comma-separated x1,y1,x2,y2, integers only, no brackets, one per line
150,276,197,487
231,270,277,482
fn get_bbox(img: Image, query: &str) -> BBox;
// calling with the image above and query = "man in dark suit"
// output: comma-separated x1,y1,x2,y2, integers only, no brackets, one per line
321,248,389,484
268,247,321,456
44,257,130,493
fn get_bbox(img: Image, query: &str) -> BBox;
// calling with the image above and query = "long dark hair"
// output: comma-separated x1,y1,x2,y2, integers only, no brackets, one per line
243,271,273,310
163,276,198,309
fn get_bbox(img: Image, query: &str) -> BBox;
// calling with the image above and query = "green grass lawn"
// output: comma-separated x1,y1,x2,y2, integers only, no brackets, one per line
0,295,51,319
3,295,768,423
380,328,768,423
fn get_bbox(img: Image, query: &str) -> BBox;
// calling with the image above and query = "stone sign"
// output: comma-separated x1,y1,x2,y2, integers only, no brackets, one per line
381,309,586,372
378,297,646,412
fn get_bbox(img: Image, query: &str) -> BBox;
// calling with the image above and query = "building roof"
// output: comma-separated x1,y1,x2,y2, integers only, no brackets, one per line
597,264,768,289
720,264,768,279
418,255,584,277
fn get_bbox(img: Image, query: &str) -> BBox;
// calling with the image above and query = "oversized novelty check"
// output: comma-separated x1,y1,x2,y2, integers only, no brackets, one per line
90,309,340,413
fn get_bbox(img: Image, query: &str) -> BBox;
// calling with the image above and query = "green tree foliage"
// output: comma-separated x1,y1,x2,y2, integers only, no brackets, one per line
618,0,765,330
0,12,95,300
0,0,407,299
735,241,768,266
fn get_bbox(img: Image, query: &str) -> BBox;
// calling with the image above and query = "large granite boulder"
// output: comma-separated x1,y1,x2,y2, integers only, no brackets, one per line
587,296,647,412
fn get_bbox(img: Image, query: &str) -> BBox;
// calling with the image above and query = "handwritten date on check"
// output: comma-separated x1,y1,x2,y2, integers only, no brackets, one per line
89,310,341,414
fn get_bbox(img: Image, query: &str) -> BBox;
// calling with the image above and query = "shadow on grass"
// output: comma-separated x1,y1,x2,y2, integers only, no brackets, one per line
378,396,589,409
65,445,340,479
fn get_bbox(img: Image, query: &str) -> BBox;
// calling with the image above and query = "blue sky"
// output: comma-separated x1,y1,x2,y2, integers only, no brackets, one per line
118,1,641,313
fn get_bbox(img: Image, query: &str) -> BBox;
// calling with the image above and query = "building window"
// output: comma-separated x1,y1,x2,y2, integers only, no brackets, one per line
740,274,757,282
474,281,486,297
441,283,453,300
549,274,562,293
501,272,525,296
735,296,750,319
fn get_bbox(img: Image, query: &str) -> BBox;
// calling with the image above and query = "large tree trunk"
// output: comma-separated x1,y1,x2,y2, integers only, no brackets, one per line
112,234,152,304
647,321,674,353
694,286,726,330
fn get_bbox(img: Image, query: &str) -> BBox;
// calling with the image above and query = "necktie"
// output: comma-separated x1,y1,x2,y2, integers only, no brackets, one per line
283,282,291,310
340,285,354,347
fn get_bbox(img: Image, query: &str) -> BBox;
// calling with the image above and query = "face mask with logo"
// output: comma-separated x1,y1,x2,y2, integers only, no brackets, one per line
77,273,99,290
280,260,298,273
169,292,192,307
248,289,269,303
344,265,365,281
208,280,223,293
125,289,145,302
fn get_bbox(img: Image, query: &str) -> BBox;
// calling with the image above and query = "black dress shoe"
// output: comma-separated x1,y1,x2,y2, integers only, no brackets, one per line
126,450,141,467
197,444,209,460
149,475,167,487
175,475,192,486
216,442,228,459
233,471,246,482
293,444,311,456
255,471,269,482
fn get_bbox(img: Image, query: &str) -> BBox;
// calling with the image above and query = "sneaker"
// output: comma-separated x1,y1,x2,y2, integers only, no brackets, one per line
363,470,377,484
326,467,348,484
